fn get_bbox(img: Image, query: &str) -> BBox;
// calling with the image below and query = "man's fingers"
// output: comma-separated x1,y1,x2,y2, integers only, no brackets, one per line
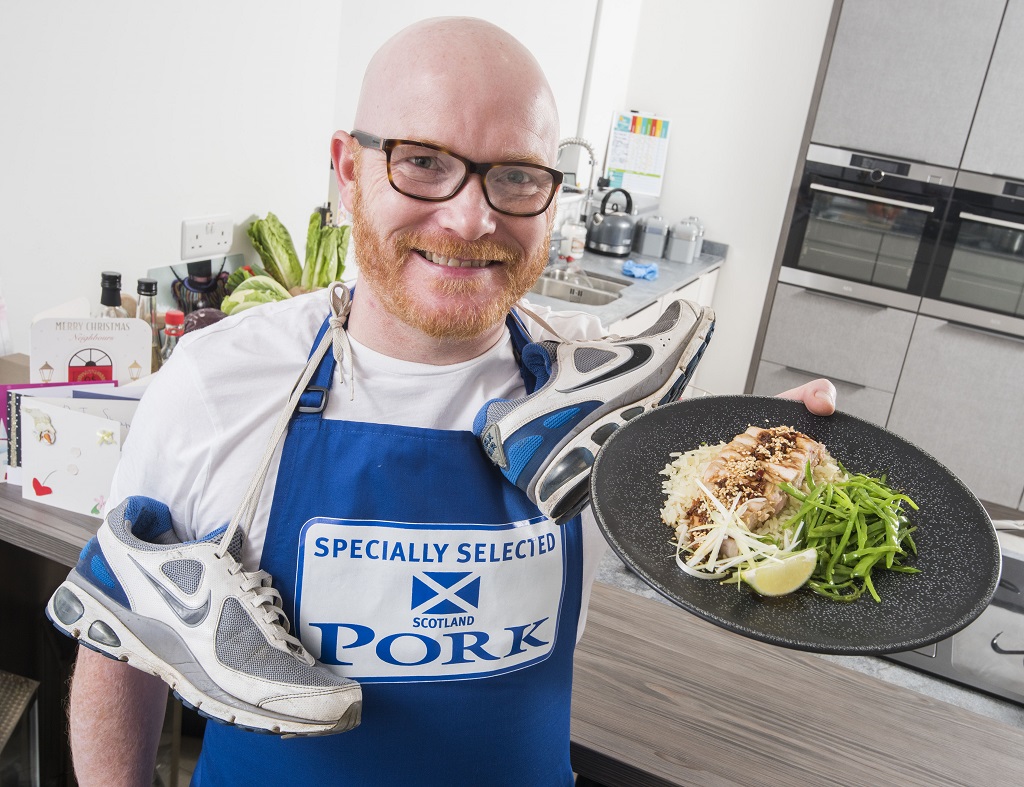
775,378,836,416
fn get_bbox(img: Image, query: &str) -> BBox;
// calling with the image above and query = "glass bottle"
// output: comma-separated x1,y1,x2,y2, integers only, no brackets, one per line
161,309,185,364
137,277,162,373
98,271,129,318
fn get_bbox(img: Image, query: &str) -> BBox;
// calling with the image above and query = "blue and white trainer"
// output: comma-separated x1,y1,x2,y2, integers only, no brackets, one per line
475,299,715,524
46,496,362,738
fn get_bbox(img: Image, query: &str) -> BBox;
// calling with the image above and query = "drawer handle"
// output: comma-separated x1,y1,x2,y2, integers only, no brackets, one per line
933,318,1024,346
798,287,886,311
781,365,866,390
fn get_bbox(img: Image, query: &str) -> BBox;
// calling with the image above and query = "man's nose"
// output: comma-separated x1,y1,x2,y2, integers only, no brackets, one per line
436,174,498,241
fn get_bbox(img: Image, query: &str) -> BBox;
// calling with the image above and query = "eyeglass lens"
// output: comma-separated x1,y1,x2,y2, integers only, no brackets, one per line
387,142,556,216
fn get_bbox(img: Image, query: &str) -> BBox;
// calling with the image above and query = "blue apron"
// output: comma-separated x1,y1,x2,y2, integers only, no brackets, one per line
193,312,584,786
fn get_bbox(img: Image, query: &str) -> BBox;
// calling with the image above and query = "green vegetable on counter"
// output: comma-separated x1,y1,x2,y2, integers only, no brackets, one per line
225,263,269,294
220,274,291,315
247,212,303,291
302,211,322,291
302,209,348,290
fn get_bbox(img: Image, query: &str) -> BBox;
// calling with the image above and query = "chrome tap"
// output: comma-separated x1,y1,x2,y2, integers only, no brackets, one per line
556,137,598,199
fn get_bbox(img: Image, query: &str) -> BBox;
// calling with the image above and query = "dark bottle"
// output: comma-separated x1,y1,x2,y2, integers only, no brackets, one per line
99,271,128,318
137,278,161,373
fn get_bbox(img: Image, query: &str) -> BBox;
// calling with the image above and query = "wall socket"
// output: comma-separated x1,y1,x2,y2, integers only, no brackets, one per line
181,216,233,261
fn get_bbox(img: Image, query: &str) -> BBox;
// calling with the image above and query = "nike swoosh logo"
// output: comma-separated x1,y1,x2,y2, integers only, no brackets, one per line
557,343,654,394
128,555,211,627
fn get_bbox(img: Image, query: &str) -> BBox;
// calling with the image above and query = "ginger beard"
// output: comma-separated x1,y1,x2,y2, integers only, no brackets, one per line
350,176,551,341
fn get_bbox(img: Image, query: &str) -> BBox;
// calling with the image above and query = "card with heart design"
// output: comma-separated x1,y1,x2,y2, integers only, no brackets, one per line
20,397,138,518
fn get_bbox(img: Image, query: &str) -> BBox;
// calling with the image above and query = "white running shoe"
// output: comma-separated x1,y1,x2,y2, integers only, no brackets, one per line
47,496,362,737
475,298,715,524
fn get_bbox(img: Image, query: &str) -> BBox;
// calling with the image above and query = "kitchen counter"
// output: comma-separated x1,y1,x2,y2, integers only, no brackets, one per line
572,580,1024,786
596,548,1024,733
0,481,97,567
526,243,726,327
4,484,1024,783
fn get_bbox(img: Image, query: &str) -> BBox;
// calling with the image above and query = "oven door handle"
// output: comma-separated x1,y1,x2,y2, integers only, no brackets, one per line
958,211,1024,233
809,183,935,213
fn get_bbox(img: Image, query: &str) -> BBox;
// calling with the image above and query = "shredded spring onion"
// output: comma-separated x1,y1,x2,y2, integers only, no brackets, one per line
672,480,804,583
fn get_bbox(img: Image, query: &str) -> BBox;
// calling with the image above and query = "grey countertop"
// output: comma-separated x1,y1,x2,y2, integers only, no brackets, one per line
595,533,1024,731
525,243,725,326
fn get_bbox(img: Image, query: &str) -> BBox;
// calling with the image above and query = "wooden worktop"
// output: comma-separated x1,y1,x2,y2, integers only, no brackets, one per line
571,582,1024,786
3,484,1023,785
0,482,97,567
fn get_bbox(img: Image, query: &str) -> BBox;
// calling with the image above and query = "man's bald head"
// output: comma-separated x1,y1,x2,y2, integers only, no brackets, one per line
353,17,560,162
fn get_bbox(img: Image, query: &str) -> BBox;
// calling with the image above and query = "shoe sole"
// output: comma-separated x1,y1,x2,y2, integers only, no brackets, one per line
534,305,715,524
47,574,362,737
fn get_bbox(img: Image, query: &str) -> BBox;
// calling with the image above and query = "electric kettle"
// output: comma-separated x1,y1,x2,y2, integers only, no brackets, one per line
585,188,636,257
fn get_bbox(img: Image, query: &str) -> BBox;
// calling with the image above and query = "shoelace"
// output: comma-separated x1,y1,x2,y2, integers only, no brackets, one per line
212,283,352,657
512,302,567,342
226,556,315,664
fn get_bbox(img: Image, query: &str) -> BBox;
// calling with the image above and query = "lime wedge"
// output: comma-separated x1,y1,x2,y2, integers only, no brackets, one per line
739,548,817,597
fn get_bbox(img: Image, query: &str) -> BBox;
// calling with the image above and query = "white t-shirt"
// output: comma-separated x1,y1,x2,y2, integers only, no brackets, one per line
109,287,610,634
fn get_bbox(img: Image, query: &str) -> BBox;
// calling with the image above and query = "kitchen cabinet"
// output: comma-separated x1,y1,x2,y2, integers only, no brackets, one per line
609,270,717,336
811,0,1005,168
887,315,1024,508
759,283,916,391
961,0,1024,179
751,360,894,426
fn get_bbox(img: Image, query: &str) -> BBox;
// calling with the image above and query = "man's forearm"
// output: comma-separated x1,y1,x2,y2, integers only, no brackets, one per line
69,647,169,787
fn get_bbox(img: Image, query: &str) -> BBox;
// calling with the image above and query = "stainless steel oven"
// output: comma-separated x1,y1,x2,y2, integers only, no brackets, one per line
920,171,1024,338
780,144,955,310
885,531,1024,707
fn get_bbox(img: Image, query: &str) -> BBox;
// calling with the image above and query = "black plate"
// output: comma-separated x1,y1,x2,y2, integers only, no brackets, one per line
589,395,1001,654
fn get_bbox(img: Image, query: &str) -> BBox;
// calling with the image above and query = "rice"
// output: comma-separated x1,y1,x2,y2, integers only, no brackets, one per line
659,443,727,531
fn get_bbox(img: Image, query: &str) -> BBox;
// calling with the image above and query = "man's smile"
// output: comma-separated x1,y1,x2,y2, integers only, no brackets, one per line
419,249,499,269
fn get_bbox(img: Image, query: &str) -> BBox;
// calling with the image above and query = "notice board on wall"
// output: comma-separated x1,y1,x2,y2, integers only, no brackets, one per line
604,111,672,197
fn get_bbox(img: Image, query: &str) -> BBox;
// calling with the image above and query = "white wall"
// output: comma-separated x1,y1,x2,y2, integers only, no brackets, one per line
330,1,598,147
621,0,834,394
0,0,343,354
0,0,832,391
0,0,597,355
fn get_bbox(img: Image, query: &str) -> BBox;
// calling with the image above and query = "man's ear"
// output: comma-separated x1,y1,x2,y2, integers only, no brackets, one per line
331,131,357,213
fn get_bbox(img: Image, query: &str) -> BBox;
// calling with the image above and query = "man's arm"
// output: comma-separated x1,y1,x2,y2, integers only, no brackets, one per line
69,647,169,787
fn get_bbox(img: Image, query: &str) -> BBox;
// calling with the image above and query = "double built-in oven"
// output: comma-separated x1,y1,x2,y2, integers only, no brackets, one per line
780,143,955,310
923,171,1024,338
782,143,1024,338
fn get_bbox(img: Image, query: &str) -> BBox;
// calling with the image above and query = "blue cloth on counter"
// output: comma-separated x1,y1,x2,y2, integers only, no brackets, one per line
621,259,658,280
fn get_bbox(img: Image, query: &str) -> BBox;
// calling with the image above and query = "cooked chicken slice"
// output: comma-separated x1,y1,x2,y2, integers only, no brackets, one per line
689,425,824,535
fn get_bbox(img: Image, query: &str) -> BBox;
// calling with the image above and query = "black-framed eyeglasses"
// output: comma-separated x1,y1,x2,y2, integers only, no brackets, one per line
350,130,563,218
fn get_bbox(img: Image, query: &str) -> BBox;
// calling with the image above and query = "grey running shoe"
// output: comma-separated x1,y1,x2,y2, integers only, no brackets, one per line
46,496,362,737
475,299,715,524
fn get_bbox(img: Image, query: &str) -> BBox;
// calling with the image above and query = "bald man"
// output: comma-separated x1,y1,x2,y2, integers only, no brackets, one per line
65,17,835,786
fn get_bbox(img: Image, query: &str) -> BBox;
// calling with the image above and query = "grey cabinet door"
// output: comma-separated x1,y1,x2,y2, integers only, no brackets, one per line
812,0,1005,167
760,283,917,391
753,361,894,426
962,0,1024,178
887,315,1024,508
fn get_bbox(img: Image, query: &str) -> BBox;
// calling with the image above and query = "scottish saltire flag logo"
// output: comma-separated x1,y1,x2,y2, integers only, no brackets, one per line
412,571,481,615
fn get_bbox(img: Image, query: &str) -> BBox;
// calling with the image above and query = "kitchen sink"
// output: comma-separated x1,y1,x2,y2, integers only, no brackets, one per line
529,268,630,305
